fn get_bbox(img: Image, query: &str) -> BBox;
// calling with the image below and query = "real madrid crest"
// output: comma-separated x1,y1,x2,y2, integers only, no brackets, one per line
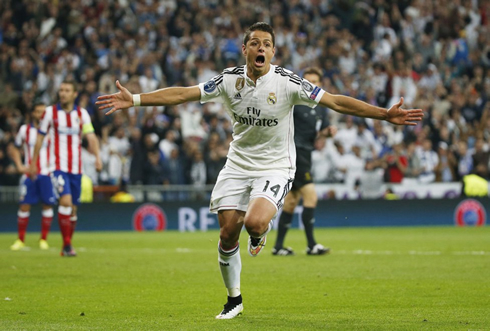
235,77,245,91
267,92,277,105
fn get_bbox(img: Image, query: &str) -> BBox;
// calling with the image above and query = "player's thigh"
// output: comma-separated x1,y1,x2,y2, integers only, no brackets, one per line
19,175,39,205
69,174,82,206
210,166,252,213
245,197,278,228
53,171,71,196
299,183,318,208
53,171,73,207
250,172,293,212
36,175,56,206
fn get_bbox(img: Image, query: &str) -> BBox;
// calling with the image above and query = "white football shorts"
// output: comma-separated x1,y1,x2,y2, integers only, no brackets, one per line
209,164,294,214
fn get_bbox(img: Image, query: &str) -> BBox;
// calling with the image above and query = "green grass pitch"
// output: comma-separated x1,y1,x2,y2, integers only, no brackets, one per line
1,226,489,330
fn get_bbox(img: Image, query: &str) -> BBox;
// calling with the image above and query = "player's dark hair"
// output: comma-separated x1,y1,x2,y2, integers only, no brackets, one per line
303,67,323,80
61,79,78,91
243,22,275,46
32,102,46,111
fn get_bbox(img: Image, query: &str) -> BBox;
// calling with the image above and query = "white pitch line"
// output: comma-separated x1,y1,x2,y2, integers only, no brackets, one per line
334,250,489,256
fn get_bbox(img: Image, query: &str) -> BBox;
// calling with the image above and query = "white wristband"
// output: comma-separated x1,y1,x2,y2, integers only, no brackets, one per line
132,94,141,107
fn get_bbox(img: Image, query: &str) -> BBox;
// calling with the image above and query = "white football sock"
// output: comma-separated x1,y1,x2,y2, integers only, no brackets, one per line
218,241,241,297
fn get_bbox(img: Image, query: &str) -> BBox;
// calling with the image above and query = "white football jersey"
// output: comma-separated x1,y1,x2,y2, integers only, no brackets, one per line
39,104,93,174
199,64,325,174
15,124,51,175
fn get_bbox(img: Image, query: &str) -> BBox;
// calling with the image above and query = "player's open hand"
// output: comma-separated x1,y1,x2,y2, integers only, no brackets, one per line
95,80,133,115
386,97,424,126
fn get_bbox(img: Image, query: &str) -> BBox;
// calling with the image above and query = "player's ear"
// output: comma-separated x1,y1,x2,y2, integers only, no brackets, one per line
242,44,247,56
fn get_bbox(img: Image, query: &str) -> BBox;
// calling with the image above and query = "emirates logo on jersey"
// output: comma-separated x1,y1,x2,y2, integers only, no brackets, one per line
267,93,277,105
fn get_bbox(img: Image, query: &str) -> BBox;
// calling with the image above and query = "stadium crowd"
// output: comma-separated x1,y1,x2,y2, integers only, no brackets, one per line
1,0,490,194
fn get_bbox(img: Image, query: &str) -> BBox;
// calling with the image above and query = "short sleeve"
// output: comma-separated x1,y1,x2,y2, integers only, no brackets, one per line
290,78,326,108
15,125,26,147
198,73,225,104
81,108,95,134
38,106,52,135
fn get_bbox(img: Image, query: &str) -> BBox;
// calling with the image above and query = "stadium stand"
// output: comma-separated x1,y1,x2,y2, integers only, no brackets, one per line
0,0,489,195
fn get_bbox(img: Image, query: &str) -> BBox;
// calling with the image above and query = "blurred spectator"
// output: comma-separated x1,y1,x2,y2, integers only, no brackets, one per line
388,64,418,108
435,141,457,182
311,137,338,184
404,141,423,180
455,140,474,179
417,139,439,183
337,144,365,188
129,127,145,185
471,137,490,179
359,158,385,199
162,148,186,186
108,126,131,185
354,120,377,159
158,130,178,160
189,149,207,199
334,116,357,153
204,132,227,185
144,150,166,185
383,143,408,183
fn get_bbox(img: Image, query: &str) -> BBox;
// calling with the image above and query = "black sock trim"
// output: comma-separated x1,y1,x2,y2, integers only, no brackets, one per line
227,295,242,305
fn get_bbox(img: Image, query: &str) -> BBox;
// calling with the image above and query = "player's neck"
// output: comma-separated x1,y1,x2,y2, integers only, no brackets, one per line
246,63,270,84
60,102,75,112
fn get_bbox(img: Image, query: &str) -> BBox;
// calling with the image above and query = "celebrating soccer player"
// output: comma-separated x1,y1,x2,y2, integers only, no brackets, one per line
10,103,55,251
31,81,102,257
96,22,423,319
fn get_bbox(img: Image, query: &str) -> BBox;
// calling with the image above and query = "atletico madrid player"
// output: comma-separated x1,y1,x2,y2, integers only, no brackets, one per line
10,103,55,251
30,81,102,256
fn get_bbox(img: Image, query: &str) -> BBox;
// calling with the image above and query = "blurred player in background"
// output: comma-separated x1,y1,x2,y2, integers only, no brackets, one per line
272,67,336,256
31,81,101,257
96,22,423,319
10,103,55,251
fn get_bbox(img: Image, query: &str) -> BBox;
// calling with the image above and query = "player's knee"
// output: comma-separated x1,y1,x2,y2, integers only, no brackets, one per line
19,204,31,212
282,198,297,213
243,215,268,237
303,195,318,208
219,226,239,248
59,200,72,208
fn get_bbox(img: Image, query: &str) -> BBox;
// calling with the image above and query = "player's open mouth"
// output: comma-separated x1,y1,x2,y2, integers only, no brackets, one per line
255,55,265,67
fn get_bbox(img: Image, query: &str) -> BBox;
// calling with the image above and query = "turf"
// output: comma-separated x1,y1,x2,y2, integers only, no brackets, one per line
1,226,489,330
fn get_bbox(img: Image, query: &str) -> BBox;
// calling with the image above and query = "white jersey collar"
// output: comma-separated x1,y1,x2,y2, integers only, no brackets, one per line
245,64,275,86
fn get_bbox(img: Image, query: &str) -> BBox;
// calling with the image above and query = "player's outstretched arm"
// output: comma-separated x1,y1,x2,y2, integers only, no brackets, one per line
319,93,423,126
96,81,201,115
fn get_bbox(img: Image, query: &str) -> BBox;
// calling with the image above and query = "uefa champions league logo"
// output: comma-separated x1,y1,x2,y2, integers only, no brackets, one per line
132,203,167,231
454,199,487,227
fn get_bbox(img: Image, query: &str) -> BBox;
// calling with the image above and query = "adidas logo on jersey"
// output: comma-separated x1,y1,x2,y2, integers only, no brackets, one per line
234,93,242,100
